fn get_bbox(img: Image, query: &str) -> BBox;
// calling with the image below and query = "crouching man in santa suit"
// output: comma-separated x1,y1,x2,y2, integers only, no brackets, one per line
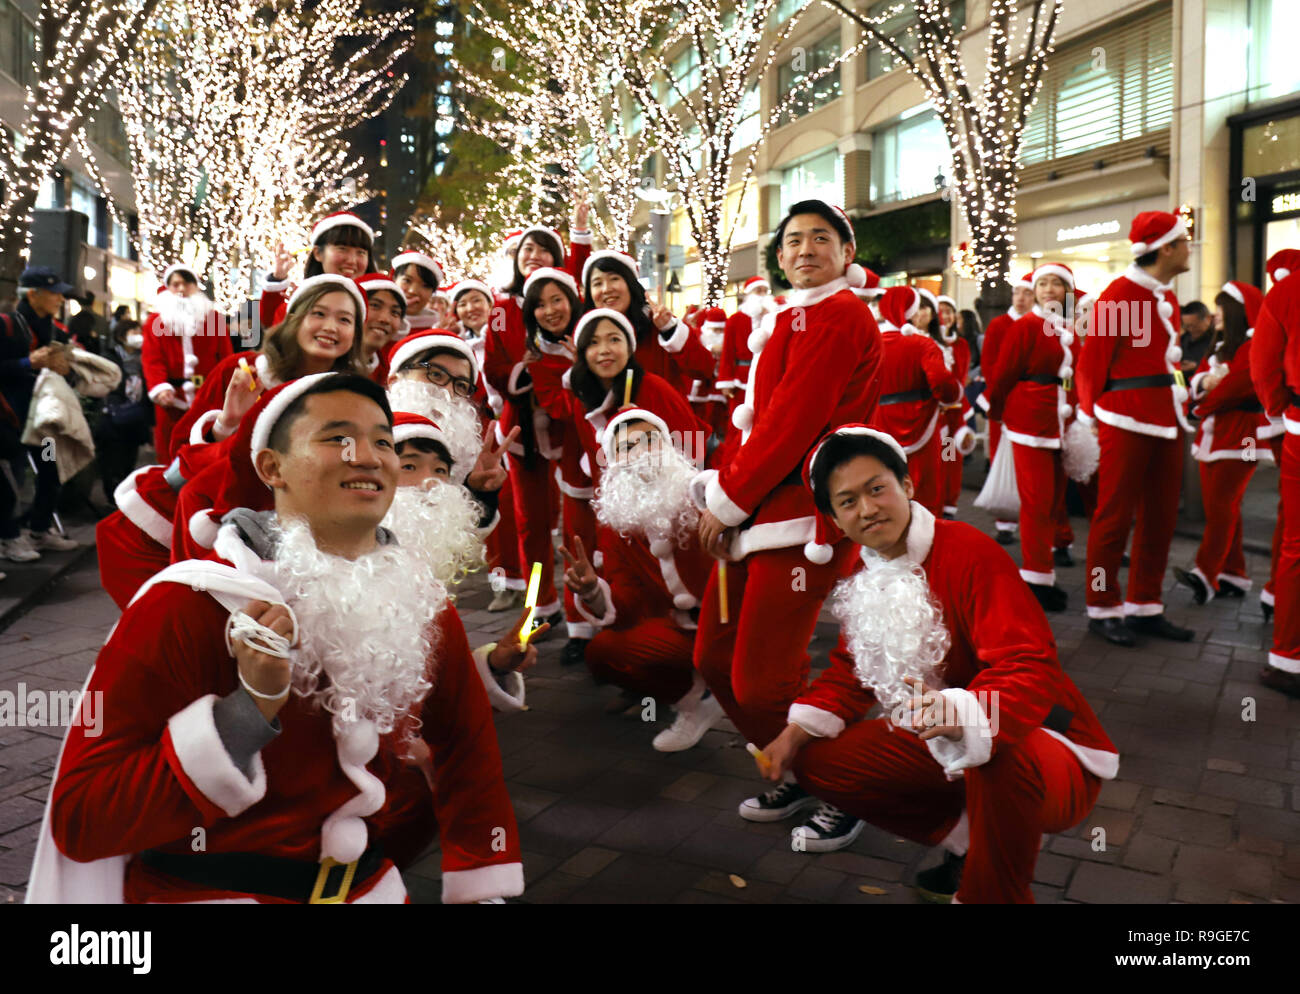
559,408,724,752
754,425,1117,901
28,372,523,903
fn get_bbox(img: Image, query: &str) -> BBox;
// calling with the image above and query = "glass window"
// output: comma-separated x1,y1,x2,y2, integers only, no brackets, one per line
780,146,843,217
776,30,841,127
72,180,99,248
668,47,700,106
1248,0,1300,103
734,83,761,150
870,109,951,204
19,15,36,88
112,213,130,257
35,172,56,210
864,1,964,81
0,4,17,81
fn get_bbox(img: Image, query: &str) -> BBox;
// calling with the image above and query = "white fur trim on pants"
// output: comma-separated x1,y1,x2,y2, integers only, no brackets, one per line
1123,601,1164,617
442,861,525,904
1266,651,1300,674
1019,568,1056,586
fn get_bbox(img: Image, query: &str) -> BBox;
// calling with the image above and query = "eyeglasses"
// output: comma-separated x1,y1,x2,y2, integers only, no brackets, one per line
412,360,476,398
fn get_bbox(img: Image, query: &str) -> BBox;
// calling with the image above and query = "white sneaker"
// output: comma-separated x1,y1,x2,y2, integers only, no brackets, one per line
28,527,78,552
2,534,41,562
487,588,522,612
652,692,723,752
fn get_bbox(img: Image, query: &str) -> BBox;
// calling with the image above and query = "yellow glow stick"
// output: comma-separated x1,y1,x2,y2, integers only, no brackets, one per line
238,357,258,391
717,561,729,624
622,369,633,407
745,742,770,772
518,561,543,647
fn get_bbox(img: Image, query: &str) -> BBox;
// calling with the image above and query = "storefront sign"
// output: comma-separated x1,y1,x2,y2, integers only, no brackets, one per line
1272,191,1300,215
1056,220,1122,243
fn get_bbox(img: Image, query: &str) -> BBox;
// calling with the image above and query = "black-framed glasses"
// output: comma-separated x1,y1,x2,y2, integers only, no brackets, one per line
412,360,475,399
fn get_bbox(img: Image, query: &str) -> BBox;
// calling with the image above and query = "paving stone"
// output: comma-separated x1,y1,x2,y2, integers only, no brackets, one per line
1083,808,1135,847
1097,780,1142,811
594,799,716,857
1198,770,1286,808
555,846,621,878
658,770,718,803
1066,863,1172,904
1142,804,1232,847
1122,833,1178,874
785,864,846,902
1171,844,1273,901
1151,788,1236,816
1032,851,1076,887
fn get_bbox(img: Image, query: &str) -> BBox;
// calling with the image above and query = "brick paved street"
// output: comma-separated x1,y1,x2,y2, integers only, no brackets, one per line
2,475,1298,904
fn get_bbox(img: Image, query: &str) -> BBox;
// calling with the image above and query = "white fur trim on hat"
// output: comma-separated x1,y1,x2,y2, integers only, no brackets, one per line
1131,216,1187,256
807,426,909,484
523,266,579,300
581,250,640,290
574,307,636,348
358,274,404,302
743,276,770,295
162,263,201,288
1032,264,1075,291
392,421,447,447
451,279,494,304
392,251,445,287
1220,282,1244,306
189,508,221,550
388,333,479,381
249,372,335,458
311,212,374,245
288,274,366,320
937,295,957,310
600,407,673,464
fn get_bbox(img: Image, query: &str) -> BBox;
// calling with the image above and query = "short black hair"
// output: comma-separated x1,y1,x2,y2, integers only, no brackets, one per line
523,272,581,349
167,269,198,286
268,373,393,453
774,200,854,249
810,432,908,514
1134,249,1159,268
396,345,471,374
394,260,441,295
1181,301,1210,318
367,285,407,317
396,435,454,468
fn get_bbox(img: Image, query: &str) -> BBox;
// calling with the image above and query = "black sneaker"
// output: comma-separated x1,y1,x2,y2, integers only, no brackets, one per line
560,638,588,666
1053,546,1075,568
915,851,965,904
995,530,1016,546
529,609,564,644
791,802,864,853
1216,581,1246,599
1089,617,1137,647
1262,601,1274,623
1028,582,1068,612
738,782,819,823
1172,567,1209,605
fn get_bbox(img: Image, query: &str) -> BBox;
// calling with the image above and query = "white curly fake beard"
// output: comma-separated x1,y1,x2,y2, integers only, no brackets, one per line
155,288,215,337
593,442,700,549
829,555,951,715
265,516,446,740
382,480,485,587
386,378,483,483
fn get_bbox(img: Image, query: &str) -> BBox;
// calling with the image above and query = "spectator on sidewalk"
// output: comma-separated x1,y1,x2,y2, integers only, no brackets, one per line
94,318,153,502
1180,301,1213,374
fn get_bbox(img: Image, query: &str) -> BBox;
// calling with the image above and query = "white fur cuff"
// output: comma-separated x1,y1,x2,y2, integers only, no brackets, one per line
705,474,749,528
166,694,268,818
471,644,526,712
788,703,846,739
573,577,617,628
923,688,993,779
660,319,690,354
507,362,534,396
442,861,525,904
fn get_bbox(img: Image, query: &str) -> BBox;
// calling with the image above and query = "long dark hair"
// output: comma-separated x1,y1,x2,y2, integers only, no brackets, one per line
262,283,368,381
570,315,645,412
523,275,581,351
958,308,982,366
581,257,657,345
506,230,566,297
1211,292,1249,363
303,223,377,278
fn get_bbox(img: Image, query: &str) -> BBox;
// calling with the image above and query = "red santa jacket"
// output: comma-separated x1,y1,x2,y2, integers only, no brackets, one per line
170,352,283,453
701,277,883,560
717,307,756,395
576,525,715,634
529,348,595,500
871,327,960,454
1189,337,1271,462
485,324,569,465
986,306,1079,447
141,303,233,404
45,544,522,904
974,308,1021,414
789,504,1118,781
1250,272,1300,437
1076,264,1190,438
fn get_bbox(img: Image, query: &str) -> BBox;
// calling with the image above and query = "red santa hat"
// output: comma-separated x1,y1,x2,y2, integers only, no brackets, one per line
701,306,727,334
915,287,939,313
189,375,335,548
936,294,957,311
800,424,909,565
581,249,641,291
1266,249,1300,286
161,262,202,288
386,329,479,382
877,286,920,331
1011,271,1034,290
516,224,566,267
522,266,579,300
1220,280,1265,328
287,274,367,322
1128,210,1187,256
310,211,374,246
599,406,674,463
391,410,449,450
683,305,703,328
502,229,524,254
356,272,406,314
391,251,446,288
1032,262,1076,292
742,275,770,295
574,307,636,351
449,279,496,305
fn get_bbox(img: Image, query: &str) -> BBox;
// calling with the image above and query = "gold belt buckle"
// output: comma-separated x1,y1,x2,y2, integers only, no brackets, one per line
308,857,358,904
1062,376,1073,393
1173,370,1187,390
190,374,205,387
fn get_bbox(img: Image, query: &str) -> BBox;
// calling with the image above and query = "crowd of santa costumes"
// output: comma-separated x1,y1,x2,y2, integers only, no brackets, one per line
25,197,1300,907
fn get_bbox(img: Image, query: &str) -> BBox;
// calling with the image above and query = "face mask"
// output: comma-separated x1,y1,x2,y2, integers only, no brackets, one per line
125,333,144,349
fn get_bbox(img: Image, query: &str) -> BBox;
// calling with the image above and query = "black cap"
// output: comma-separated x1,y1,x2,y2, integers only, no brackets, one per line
19,266,75,296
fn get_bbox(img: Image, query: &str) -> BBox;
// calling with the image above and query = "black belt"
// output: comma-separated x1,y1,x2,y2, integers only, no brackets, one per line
1042,704,1073,734
1230,399,1265,414
140,845,386,904
1289,391,1300,410
1104,374,1174,392
1021,374,1062,386
735,359,751,367
879,388,929,405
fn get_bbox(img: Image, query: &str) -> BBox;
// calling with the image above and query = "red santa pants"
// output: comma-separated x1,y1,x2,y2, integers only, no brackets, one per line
153,404,184,463
988,419,1017,534
694,541,857,747
1194,459,1255,591
1264,436,1284,609
95,512,169,610
486,472,526,591
1011,442,1067,584
795,720,1100,903
586,617,697,704
506,452,559,613
941,409,964,514
1270,433,1300,673
1085,425,1183,617
562,494,599,638
910,431,945,517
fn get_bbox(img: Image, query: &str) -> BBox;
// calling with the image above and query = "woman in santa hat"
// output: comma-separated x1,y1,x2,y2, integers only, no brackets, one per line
870,286,962,516
141,264,232,462
985,263,1082,612
1173,280,1270,605
581,250,716,398
391,251,446,331
934,293,976,519
260,211,378,330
